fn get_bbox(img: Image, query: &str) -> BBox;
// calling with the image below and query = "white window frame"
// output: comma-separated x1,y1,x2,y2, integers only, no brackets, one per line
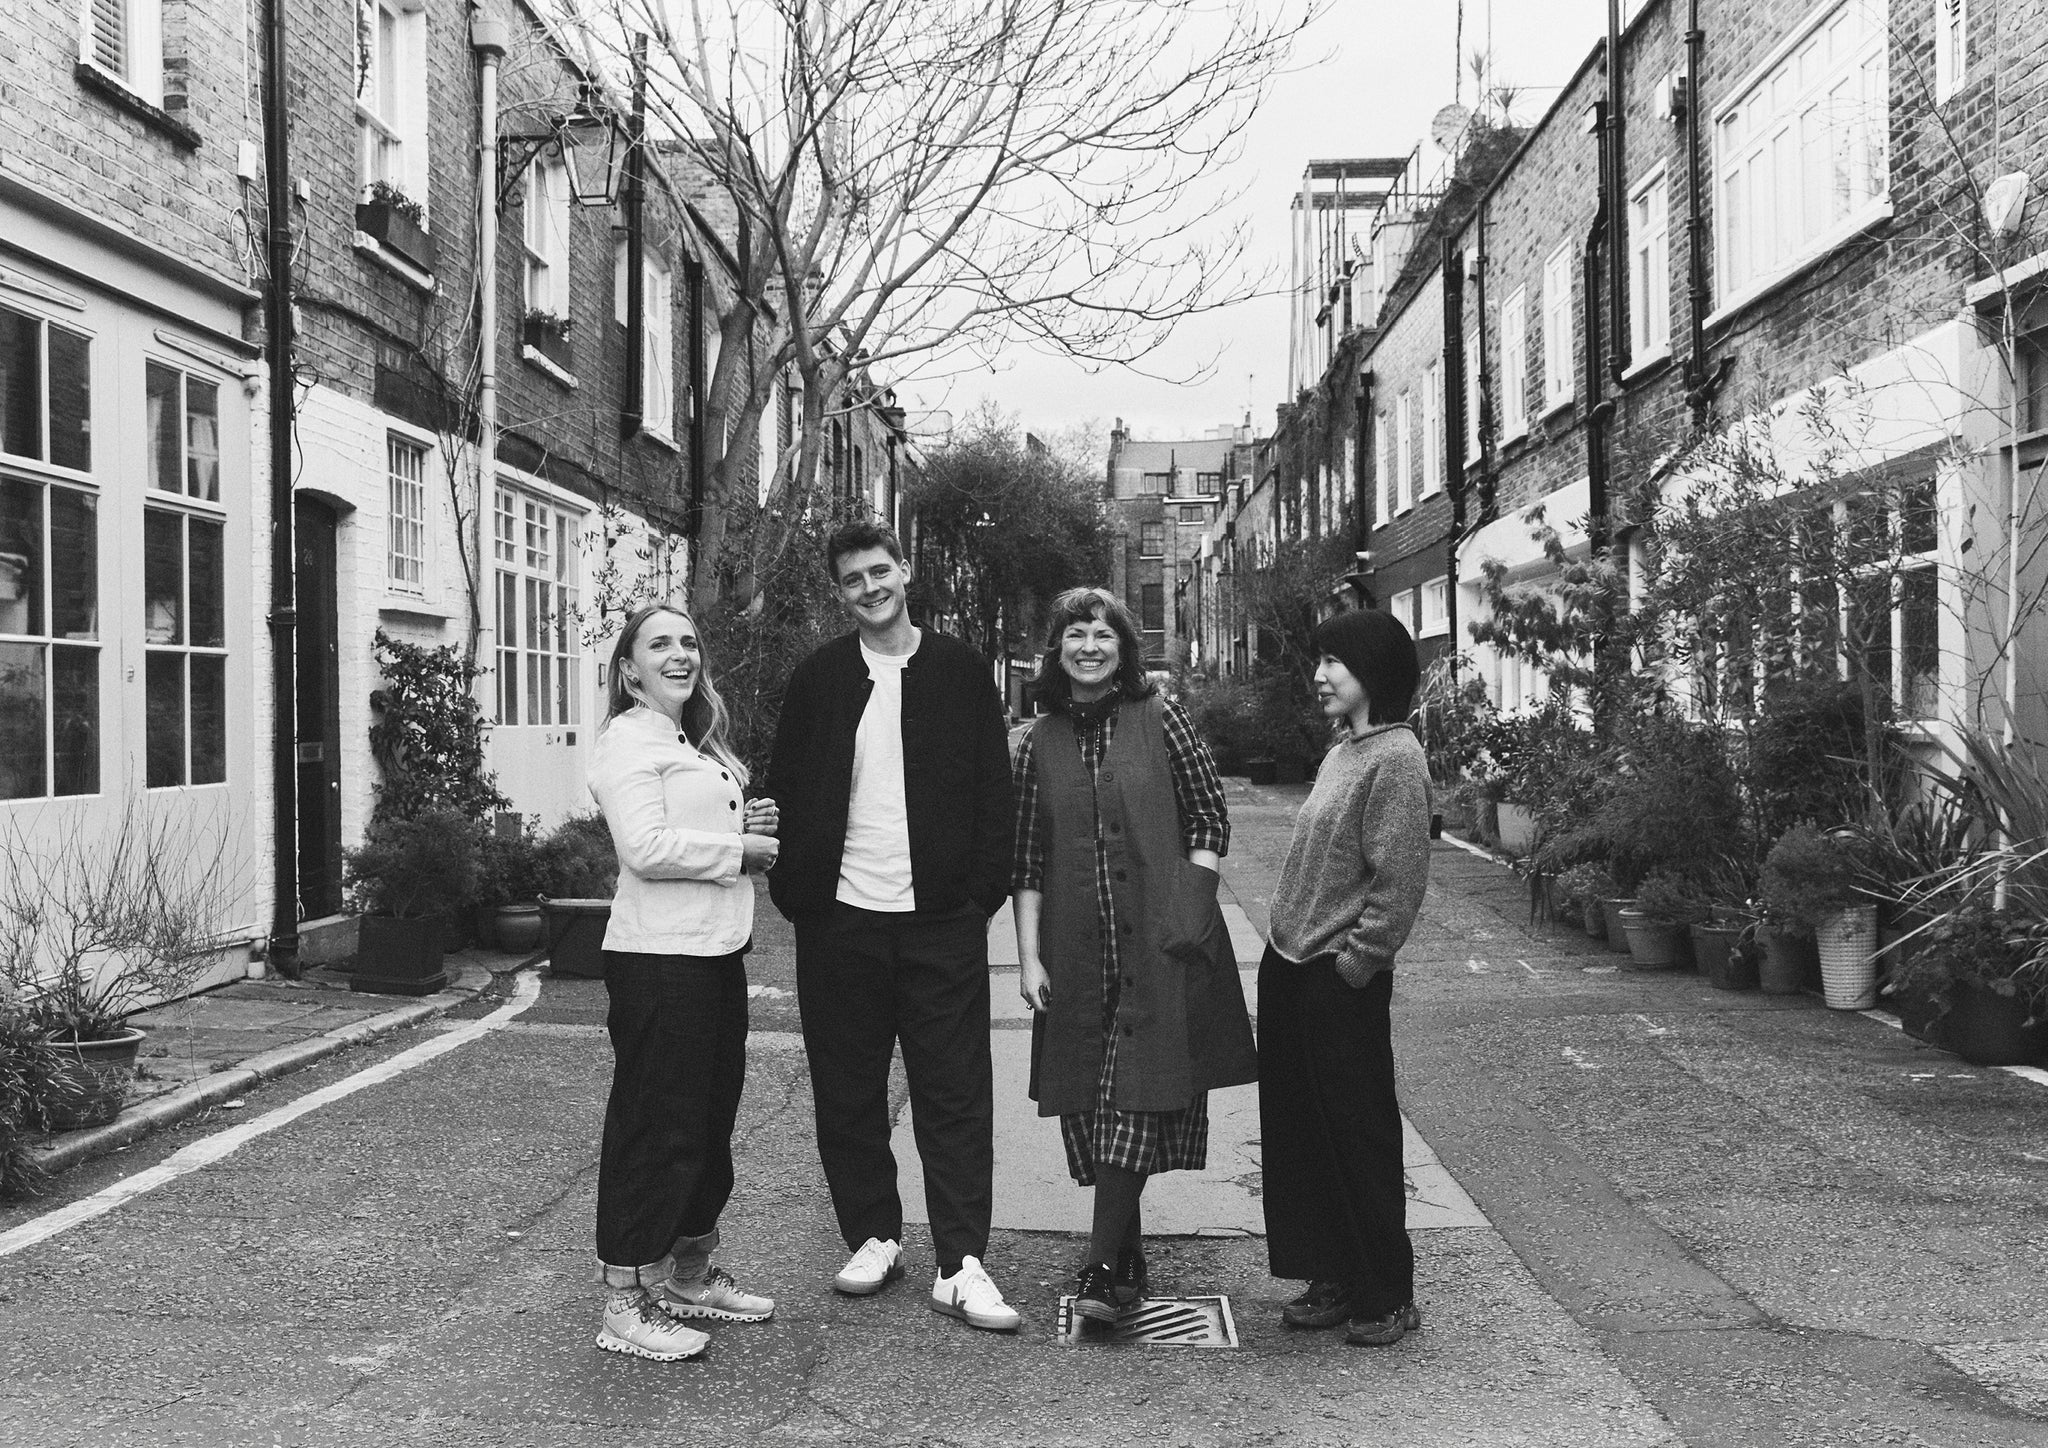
523,154,571,319
641,252,675,442
386,433,429,595
1389,588,1416,634
79,0,164,107
1421,361,1443,498
1419,577,1449,637
492,484,582,729
1542,245,1575,411
1713,0,1888,316
1499,288,1529,441
1629,170,1673,364
357,0,430,219
1934,0,1967,103
1838,479,1943,723
1374,411,1392,523
1463,324,1482,463
1395,390,1415,513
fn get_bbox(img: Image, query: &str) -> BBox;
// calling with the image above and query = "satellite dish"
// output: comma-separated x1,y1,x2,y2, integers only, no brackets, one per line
1430,103,1474,153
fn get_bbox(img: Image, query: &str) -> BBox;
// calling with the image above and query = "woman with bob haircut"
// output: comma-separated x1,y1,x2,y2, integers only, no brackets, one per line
1010,586,1256,1328
1259,606,1432,1347
584,602,782,1362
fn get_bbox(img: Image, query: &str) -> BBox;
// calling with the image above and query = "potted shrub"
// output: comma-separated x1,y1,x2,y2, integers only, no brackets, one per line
475,824,550,955
1850,797,1975,988
1888,906,2048,1066
343,809,481,996
0,809,244,1130
1,1003,63,1195
1760,823,1875,1008
1687,862,1760,990
1617,871,1705,970
521,309,575,371
354,179,438,272
1554,863,1615,940
537,813,618,979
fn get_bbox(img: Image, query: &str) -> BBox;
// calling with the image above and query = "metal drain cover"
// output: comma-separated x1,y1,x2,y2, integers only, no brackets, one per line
1055,1294,1239,1347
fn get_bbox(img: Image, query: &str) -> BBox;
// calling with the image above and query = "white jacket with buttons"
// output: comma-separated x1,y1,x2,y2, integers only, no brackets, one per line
588,705,752,956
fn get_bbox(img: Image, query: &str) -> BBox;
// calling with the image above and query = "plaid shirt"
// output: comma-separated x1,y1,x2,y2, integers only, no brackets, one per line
1010,696,1229,893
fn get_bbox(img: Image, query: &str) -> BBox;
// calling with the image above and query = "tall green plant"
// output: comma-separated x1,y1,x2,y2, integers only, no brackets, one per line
368,630,509,824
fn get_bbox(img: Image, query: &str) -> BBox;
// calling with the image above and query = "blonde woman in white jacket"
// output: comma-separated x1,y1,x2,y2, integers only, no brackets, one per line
585,602,781,1362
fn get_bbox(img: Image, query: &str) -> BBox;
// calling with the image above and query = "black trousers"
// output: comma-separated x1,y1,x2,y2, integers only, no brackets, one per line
794,903,993,1271
1256,945,1414,1316
594,949,749,1274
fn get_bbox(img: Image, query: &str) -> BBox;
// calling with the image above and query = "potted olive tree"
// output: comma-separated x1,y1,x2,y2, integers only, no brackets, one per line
0,807,244,1130
343,809,481,995
1760,824,1874,1007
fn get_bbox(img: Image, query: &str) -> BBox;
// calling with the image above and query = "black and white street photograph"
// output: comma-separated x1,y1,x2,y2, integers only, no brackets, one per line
1,0,2046,1442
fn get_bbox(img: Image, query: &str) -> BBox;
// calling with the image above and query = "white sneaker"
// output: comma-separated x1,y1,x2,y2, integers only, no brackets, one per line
930,1255,1021,1332
834,1237,905,1296
658,1265,775,1322
596,1289,710,1361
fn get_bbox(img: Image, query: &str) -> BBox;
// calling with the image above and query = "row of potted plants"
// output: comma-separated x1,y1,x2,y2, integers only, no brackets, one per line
341,809,619,993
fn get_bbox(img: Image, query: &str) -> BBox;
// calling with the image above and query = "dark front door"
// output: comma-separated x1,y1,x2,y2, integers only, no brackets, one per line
294,497,344,919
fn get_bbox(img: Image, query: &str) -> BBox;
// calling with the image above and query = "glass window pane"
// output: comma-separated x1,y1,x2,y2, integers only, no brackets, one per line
0,642,46,799
190,654,226,784
0,308,41,460
1900,478,1938,555
186,379,220,500
144,508,184,644
147,363,181,492
0,477,43,639
51,643,98,796
48,326,91,472
1900,566,1939,719
189,518,224,648
50,486,96,639
145,651,185,788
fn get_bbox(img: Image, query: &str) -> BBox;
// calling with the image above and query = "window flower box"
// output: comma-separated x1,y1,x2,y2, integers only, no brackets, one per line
356,190,438,274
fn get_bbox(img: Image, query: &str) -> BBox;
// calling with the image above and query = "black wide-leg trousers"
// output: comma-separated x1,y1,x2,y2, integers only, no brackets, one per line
1257,945,1414,1316
594,948,749,1274
794,903,994,1272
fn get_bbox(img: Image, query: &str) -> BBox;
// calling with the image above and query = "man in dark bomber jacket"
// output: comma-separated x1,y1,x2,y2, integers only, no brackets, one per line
765,518,1020,1332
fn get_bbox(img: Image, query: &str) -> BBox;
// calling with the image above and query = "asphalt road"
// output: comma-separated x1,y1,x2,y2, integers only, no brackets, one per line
1,781,2044,1446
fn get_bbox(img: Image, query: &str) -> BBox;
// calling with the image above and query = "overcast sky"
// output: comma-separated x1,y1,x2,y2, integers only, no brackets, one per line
902,0,1615,447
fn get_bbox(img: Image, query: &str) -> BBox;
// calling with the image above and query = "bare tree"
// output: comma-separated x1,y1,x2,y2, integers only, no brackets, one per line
555,0,1318,614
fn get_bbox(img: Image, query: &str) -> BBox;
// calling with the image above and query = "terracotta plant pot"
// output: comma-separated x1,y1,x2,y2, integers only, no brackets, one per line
41,1028,147,1131
1941,982,2048,1067
1757,925,1815,995
1599,897,1637,950
495,902,545,954
1815,902,1880,1010
1617,908,1684,969
1690,922,1757,990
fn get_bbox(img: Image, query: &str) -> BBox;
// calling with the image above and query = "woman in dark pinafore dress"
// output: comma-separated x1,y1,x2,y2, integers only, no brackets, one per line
1010,587,1256,1327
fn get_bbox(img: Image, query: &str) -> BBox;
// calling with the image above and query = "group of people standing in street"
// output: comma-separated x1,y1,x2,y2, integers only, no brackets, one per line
581,518,1433,1363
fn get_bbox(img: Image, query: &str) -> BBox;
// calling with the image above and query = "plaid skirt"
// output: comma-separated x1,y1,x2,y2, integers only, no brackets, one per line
1058,1027,1210,1186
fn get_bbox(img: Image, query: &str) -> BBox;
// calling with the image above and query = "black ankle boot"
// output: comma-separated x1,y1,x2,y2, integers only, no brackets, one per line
1074,1262,1120,1324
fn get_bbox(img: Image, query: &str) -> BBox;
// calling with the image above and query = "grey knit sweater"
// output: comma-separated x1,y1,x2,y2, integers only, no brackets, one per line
1268,724,1432,987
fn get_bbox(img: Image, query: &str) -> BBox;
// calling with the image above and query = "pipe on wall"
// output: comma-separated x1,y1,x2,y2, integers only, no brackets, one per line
262,0,299,976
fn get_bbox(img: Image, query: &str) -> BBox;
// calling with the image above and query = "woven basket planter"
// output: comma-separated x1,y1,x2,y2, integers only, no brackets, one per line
1815,903,1880,1010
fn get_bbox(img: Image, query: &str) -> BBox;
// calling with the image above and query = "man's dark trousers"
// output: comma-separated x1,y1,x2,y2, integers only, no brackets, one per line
794,903,994,1272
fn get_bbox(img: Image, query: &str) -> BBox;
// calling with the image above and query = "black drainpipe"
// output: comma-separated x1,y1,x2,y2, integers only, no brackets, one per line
263,0,299,977
1606,0,1631,384
1442,230,1467,657
1681,0,1728,422
621,37,647,439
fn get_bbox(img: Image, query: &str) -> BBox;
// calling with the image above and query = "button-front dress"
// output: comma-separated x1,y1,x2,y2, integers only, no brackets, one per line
1011,694,1230,1184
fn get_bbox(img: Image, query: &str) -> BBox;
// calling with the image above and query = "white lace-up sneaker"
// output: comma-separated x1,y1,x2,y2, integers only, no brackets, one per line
930,1255,1021,1332
833,1237,905,1296
659,1265,775,1322
596,1288,710,1361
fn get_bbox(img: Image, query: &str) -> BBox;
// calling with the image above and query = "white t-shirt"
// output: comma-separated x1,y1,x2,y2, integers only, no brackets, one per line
836,638,917,911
